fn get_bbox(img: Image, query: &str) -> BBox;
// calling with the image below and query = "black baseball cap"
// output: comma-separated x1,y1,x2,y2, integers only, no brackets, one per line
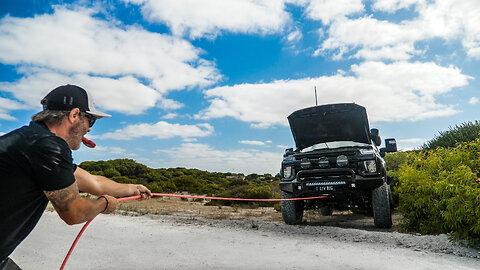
41,84,111,118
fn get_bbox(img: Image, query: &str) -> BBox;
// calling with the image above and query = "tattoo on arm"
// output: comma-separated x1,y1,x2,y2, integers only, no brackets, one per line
44,183,79,212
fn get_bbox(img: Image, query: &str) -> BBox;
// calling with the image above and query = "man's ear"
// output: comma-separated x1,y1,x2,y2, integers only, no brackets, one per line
67,108,81,124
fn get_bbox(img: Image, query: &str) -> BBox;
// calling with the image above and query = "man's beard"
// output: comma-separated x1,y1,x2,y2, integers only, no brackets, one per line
66,121,88,150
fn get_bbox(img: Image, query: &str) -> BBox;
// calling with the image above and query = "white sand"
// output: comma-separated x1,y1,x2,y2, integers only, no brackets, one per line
10,211,480,270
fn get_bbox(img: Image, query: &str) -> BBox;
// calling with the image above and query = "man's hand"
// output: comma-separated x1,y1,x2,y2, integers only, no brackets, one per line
129,184,152,200
99,195,118,214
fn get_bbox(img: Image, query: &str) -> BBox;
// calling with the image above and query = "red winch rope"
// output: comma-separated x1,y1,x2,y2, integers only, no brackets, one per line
59,193,327,270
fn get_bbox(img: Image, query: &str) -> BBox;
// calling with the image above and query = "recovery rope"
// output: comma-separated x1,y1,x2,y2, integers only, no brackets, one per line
59,193,327,270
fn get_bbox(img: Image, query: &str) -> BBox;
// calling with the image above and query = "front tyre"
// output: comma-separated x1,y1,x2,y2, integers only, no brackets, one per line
372,182,392,228
281,191,304,225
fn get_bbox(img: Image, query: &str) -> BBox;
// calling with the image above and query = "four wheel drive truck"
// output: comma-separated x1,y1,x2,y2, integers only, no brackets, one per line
279,103,398,228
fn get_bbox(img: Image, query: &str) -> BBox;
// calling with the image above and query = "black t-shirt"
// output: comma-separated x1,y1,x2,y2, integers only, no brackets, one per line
0,121,76,261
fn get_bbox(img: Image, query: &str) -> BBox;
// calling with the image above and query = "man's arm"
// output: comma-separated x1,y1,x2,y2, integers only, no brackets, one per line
74,167,152,199
44,182,118,225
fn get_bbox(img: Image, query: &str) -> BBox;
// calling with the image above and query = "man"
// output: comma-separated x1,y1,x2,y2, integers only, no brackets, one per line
0,84,152,269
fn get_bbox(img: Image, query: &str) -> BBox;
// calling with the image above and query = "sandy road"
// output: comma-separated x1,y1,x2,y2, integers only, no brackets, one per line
10,211,480,270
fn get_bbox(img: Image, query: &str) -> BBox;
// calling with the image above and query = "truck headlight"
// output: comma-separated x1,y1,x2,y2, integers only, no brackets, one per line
364,160,377,173
318,157,329,168
360,149,375,155
283,166,293,178
336,155,348,167
300,158,311,169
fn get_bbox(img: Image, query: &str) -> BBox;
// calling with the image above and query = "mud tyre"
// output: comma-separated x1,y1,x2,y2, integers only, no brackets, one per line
281,191,304,225
372,182,392,228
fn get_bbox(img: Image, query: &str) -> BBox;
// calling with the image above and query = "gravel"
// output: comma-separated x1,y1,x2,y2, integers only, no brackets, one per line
10,210,480,269
150,213,480,259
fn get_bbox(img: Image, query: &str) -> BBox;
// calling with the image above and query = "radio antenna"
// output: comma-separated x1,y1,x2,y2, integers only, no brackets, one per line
314,86,318,106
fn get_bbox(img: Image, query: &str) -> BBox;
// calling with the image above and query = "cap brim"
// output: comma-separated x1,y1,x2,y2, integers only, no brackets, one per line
86,109,112,119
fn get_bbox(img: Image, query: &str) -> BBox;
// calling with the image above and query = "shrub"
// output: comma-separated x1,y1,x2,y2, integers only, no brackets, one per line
396,142,480,246
384,151,416,207
422,121,480,150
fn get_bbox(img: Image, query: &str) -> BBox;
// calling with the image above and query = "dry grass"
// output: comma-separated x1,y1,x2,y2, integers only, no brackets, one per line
117,196,284,222
45,194,399,229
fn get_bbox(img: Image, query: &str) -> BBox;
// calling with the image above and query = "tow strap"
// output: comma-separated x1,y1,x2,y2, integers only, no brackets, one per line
59,193,327,269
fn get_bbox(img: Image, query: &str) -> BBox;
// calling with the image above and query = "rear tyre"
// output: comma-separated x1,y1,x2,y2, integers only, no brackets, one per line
281,191,304,225
372,182,392,228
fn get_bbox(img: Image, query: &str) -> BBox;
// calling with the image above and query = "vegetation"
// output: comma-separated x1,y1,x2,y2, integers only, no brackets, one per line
385,141,480,247
422,121,480,150
79,159,281,207
81,117,480,246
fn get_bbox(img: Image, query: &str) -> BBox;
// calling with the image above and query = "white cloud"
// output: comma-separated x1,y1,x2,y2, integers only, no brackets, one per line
0,96,28,120
469,97,479,105
197,61,471,127
162,113,179,119
93,121,214,140
286,27,302,43
396,138,428,151
77,145,138,159
0,6,220,115
157,143,282,174
320,16,422,60
123,0,292,39
0,71,169,115
304,0,364,25
372,0,426,13
277,144,290,149
316,0,480,60
239,140,266,146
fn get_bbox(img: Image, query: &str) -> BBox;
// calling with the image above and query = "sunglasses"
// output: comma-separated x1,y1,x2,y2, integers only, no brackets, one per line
80,112,96,128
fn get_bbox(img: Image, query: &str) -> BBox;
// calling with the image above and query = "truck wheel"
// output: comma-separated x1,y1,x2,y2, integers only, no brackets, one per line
372,182,392,228
281,191,304,225
319,205,333,216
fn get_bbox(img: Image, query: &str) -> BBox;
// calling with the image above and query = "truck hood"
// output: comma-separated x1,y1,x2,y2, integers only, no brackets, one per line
287,103,371,150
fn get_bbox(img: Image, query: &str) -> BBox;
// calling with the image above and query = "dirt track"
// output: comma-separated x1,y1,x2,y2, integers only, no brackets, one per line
10,200,480,270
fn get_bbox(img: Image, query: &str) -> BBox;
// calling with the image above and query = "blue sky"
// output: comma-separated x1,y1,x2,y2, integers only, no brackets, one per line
0,0,479,175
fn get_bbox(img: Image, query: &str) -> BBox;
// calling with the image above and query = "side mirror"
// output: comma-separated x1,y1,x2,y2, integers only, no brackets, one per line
370,128,381,146
380,138,397,157
284,148,294,157
384,138,397,152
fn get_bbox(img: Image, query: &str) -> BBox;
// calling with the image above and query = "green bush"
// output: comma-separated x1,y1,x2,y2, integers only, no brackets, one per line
384,151,416,207
422,121,480,150
396,142,480,246
78,159,273,201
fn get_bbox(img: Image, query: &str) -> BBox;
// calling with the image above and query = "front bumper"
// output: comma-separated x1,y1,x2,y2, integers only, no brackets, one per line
279,168,384,197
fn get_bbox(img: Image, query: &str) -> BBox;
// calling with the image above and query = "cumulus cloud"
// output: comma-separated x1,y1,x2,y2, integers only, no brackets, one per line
0,70,174,115
161,113,179,119
319,16,422,60
93,121,214,140
315,0,480,60
0,96,28,120
396,138,428,151
157,143,282,174
197,61,471,127
0,6,220,115
239,140,266,146
469,97,479,105
77,145,138,160
372,0,426,13
304,0,364,25
123,0,291,39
